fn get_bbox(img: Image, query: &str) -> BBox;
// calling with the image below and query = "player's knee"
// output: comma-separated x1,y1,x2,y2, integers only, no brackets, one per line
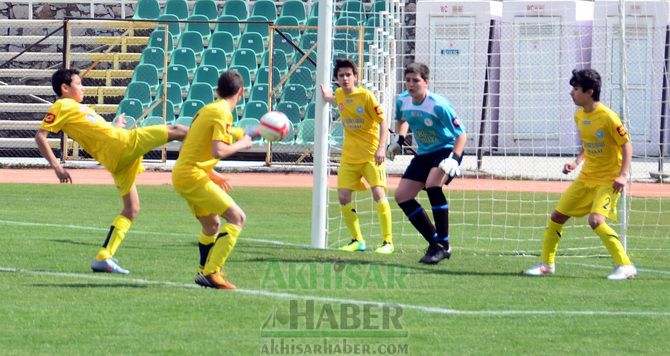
225,207,246,227
588,214,605,229
122,206,140,220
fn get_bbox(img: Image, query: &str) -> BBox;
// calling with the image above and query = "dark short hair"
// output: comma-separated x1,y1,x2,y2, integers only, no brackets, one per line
333,58,358,78
404,62,430,81
51,68,80,97
569,69,601,101
217,70,244,98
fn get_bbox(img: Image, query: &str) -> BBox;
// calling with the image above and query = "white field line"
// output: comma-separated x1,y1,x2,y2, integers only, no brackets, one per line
2,266,670,317
564,262,670,276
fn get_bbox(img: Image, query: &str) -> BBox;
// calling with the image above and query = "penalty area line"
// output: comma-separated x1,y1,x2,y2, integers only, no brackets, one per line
2,266,670,318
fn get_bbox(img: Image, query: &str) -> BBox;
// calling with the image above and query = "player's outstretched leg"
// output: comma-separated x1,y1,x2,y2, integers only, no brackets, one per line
197,223,240,289
91,215,132,274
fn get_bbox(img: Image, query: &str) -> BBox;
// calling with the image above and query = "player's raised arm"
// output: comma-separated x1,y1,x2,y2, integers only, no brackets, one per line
211,136,252,159
35,129,72,183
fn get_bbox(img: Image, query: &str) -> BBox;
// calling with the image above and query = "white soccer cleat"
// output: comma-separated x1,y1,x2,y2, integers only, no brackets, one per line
607,265,637,280
524,262,555,276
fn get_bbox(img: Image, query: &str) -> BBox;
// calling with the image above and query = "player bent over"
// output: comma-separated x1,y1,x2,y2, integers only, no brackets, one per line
387,63,467,264
320,59,393,254
36,68,188,274
525,69,636,280
172,70,253,289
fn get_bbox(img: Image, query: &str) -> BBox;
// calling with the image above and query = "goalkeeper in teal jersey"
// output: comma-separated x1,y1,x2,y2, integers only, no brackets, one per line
386,62,467,264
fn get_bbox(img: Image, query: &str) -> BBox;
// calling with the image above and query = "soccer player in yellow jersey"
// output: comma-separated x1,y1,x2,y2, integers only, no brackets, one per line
172,70,253,289
35,68,188,274
320,59,393,254
525,69,637,280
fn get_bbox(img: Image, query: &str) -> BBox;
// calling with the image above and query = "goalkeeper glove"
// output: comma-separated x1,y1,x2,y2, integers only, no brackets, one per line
386,135,405,161
439,152,461,178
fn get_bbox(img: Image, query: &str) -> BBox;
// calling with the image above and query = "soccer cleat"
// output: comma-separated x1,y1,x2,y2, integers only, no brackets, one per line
419,243,451,264
374,242,394,254
339,239,366,252
524,262,555,276
91,258,129,274
194,272,237,289
607,265,637,280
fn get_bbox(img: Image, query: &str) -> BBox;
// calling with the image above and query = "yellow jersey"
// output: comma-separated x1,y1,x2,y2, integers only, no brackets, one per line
172,99,242,185
575,103,630,185
40,98,128,172
334,86,384,164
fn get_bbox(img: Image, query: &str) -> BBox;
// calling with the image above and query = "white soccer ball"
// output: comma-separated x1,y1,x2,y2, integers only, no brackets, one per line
258,111,290,141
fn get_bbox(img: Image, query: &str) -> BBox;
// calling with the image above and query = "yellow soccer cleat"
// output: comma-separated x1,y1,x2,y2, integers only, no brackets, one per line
339,239,366,252
374,242,394,254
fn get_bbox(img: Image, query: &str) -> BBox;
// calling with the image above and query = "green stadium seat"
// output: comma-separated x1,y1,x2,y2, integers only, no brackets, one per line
164,0,189,21
231,49,258,78
186,82,215,104
193,64,220,87
371,0,387,13
338,0,366,24
236,117,263,143
272,33,297,64
229,65,252,93
124,81,152,108
131,63,160,91
117,98,145,120
255,65,281,87
242,100,268,120
133,0,160,20
164,64,190,93
178,31,205,56
149,99,176,123
214,15,241,43
261,49,287,75
287,67,313,93
305,102,316,120
200,48,228,73
192,0,219,21
304,16,318,35
333,34,357,55
299,33,318,53
148,29,174,54
234,97,243,121
208,32,235,59
330,120,344,146
174,116,194,127
251,0,277,22
275,101,301,125
221,0,248,21
275,120,296,144
185,15,212,43
114,115,136,129
275,16,300,41
169,47,197,74
295,118,315,144
139,47,166,74
158,82,184,111
180,99,206,118
280,1,307,25
243,15,270,42
142,116,168,127
157,14,181,41
238,32,264,56
335,16,361,39
249,83,270,104
280,84,310,110
308,2,319,19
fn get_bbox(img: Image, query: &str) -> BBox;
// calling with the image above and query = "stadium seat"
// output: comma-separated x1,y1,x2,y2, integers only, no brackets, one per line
148,29,174,54
180,99,206,118
214,15,241,43
139,47,166,74
141,116,168,127
338,0,366,24
335,17,361,39
295,118,315,144
157,82,184,111
275,120,296,144
149,99,176,123
178,31,205,56
221,0,248,21
124,81,152,108
228,65,252,93
116,98,145,120
131,63,160,91
200,48,228,73
255,65,281,88
238,32,265,56
330,120,344,146
304,16,318,35
280,84,310,110
208,32,235,58
164,64,190,93
231,49,258,78
287,67,314,93
164,0,189,21
280,1,307,25
308,2,319,19
185,15,212,43
236,117,263,143
242,100,269,120
251,0,277,22
157,14,181,41
371,0,387,13
304,102,316,121
249,83,270,104
275,16,300,41
243,15,270,42
186,82,215,104
275,101,302,125
261,49,287,75
133,0,160,20
174,116,194,127
299,33,318,53
333,34,357,55
272,33,297,64
169,47,197,74
193,64,220,87
192,0,219,21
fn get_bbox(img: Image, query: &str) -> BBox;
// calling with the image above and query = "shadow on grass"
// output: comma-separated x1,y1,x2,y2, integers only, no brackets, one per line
31,283,148,288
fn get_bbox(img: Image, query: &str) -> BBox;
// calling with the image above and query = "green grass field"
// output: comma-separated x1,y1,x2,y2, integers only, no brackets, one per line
1,183,669,355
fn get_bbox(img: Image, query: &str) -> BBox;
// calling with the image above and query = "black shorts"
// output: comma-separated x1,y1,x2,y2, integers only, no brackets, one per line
401,147,462,186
